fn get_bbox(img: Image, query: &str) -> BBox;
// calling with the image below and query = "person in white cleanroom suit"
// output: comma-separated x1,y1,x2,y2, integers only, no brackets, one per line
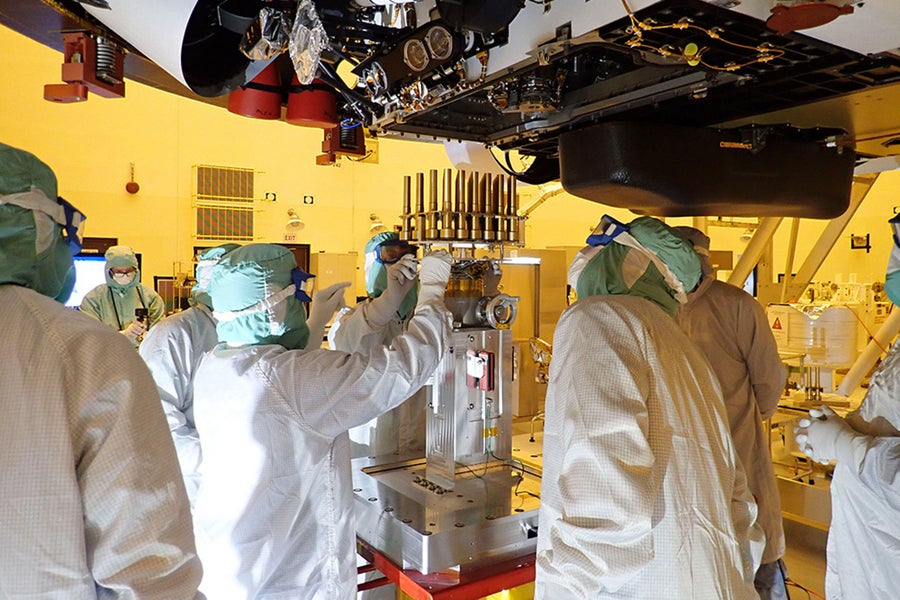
328,231,425,458
795,214,900,600
79,244,166,345
673,226,789,600
190,243,452,598
535,215,762,600
138,243,239,507
0,142,204,597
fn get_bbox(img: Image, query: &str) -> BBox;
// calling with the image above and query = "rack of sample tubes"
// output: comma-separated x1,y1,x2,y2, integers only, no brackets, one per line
398,168,524,245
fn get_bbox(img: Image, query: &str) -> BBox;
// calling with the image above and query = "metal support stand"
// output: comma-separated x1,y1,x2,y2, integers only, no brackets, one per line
357,538,535,600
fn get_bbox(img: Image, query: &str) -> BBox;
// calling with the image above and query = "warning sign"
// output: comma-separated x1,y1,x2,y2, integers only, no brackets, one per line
767,305,790,347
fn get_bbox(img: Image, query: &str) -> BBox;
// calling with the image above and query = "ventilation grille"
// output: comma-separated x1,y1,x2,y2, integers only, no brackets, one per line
193,165,255,241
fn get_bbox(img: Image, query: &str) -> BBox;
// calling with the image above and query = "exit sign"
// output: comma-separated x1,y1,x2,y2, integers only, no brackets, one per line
283,233,297,242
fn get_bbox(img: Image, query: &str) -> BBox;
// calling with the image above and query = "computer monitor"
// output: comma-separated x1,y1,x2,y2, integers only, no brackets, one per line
65,255,107,308
742,266,758,297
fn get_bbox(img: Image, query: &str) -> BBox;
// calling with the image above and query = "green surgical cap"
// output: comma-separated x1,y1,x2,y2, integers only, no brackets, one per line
575,216,701,316
104,245,141,290
193,243,241,307
105,245,139,269
0,143,74,302
365,231,399,298
207,243,310,349
0,142,57,200
672,225,713,277
199,243,241,262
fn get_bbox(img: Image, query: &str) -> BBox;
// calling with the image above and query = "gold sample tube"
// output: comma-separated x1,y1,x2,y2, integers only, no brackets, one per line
427,169,439,240
465,172,476,240
471,173,484,241
506,176,517,242
511,178,519,243
482,173,494,242
415,172,426,242
455,170,466,239
401,175,412,241
455,170,465,212
441,168,454,239
490,175,502,241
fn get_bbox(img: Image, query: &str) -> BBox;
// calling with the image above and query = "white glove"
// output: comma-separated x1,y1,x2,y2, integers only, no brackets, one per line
416,250,453,306
306,282,351,350
121,320,146,342
795,405,867,464
367,254,418,327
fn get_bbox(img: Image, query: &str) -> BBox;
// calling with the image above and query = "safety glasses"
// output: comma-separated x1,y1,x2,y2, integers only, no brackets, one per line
108,267,137,278
586,214,629,247
376,240,418,264
57,196,86,255
291,267,316,302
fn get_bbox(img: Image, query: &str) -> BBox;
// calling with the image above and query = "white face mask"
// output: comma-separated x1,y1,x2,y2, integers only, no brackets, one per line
112,271,136,285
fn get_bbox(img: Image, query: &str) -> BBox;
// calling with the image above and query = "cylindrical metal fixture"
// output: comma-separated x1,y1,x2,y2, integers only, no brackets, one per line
489,176,502,241
416,172,426,242
454,170,465,238
442,168,454,239
398,168,526,246
506,176,518,242
402,175,412,241
471,173,484,241
428,170,439,212
482,173,494,241
480,174,490,213
427,169,439,240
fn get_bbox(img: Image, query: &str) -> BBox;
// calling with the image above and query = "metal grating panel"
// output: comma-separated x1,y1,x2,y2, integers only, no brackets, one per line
194,164,255,241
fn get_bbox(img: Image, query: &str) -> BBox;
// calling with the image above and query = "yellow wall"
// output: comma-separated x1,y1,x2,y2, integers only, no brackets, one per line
2,23,899,297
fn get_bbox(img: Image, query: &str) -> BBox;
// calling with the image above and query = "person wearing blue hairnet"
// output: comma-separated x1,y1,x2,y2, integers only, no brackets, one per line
794,213,900,599
190,243,453,598
139,243,240,507
328,231,425,458
674,226,789,600
79,244,166,346
0,142,204,597
535,216,762,599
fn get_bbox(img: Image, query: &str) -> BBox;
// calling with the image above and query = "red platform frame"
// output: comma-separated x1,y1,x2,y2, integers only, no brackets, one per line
357,538,535,600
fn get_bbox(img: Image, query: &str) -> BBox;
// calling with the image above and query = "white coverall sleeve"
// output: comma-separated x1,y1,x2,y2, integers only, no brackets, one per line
272,301,450,440
147,288,167,328
139,321,203,505
845,435,900,491
328,302,393,354
738,297,785,419
730,455,765,578
538,310,657,596
824,432,900,599
71,330,203,597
